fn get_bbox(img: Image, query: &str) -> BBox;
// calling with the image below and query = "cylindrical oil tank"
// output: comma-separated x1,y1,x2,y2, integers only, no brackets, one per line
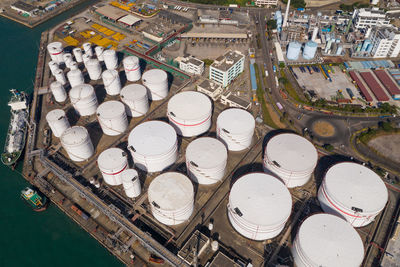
82,53,91,64
142,69,169,101
85,59,102,80
103,49,118,70
46,109,70,138
303,41,318,60
98,148,128,186
287,41,302,60
95,46,105,61
102,69,121,96
291,214,364,267
72,47,83,63
48,61,60,75
67,69,84,87
69,61,78,71
127,121,178,173
69,84,98,116
216,108,255,151
60,126,94,162
123,56,141,82
53,69,67,85
49,81,67,103
47,42,64,63
318,162,388,227
167,91,212,137
121,169,141,198
82,42,93,57
263,133,318,188
148,172,194,225
186,137,227,185
63,53,73,68
96,101,128,136
228,173,292,240
120,84,149,117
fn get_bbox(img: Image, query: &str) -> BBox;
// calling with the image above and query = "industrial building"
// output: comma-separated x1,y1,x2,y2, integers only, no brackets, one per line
197,79,224,100
352,8,390,30
370,27,400,58
176,55,204,75
209,50,245,87
10,1,37,17
255,0,278,6
220,91,251,110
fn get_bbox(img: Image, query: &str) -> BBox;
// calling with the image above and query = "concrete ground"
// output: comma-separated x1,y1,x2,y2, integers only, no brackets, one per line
293,66,362,103
368,134,400,164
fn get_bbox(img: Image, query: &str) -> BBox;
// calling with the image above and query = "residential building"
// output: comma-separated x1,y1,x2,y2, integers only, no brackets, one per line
197,79,223,100
255,0,278,6
209,50,245,87
10,1,37,16
370,27,400,58
352,8,390,30
177,55,204,75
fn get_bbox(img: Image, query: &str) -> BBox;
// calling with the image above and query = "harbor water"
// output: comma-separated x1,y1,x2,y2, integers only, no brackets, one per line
0,3,121,266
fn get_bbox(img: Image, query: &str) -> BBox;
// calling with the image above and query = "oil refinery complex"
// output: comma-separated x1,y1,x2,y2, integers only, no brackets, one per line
12,0,400,266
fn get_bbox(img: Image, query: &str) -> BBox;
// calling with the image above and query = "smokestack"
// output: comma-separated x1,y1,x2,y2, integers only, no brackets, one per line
283,0,291,28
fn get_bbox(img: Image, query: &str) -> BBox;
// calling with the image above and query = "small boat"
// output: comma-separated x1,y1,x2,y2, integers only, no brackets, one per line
21,187,48,212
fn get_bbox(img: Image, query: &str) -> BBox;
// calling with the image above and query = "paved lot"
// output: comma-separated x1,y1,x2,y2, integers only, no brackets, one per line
368,134,400,163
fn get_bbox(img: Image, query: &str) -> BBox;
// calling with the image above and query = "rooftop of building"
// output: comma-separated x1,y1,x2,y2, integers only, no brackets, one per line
374,27,400,39
182,56,204,67
210,50,244,72
11,1,36,12
198,79,222,93
356,7,387,16
225,93,251,109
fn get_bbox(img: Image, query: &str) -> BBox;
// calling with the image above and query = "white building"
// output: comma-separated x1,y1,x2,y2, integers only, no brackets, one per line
220,91,251,110
370,28,400,58
10,1,38,16
197,79,223,100
255,0,278,6
209,50,245,87
177,56,204,75
352,8,390,30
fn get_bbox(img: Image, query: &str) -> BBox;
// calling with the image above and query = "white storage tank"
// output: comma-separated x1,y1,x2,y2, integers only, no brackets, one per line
263,133,318,188
82,42,93,57
67,69,84,87
53,69,67,85
303,41,318,60
96,101,128,136
63,53,73,68
98,148,128,186
120,84,149,117
49,81,67,103
69,61,79,71
167,91,212,137
85,59,102,80
318,162,388,227
82,53,91,64
127,121,178,173
60,126,94,162
186,137,227,185
72,47,83,63
287,41,302,61
142,69,169,100
123,56,141,82
148,172,194,225
103,49,118,70
216,108,255,151
46,109,70,138
102,69,121,96
69,84,98,116
121,169,141,198
95,46,105,61
48,61,60,75
291,214,364,267
228,173,292,240
47,42,64,63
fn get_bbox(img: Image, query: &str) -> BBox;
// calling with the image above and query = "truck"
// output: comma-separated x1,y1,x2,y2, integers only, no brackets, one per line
276,102,284,110
273,65,277,72
265,70,269,77
229,4,239,8
346,88,355,100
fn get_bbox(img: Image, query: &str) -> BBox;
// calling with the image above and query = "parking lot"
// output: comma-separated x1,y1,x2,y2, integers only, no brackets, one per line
293,65,363,104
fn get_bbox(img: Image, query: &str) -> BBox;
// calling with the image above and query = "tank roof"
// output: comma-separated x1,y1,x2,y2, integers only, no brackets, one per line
265,133,318,172
128,121,177,156
217,108,255,134
61,126,89,146
69,84,95,99
142,69,168,83
148,172,194,211
121,169,138,182
230,173,292,227
46,109,65,121
186,137,227,169
120,84,147,100
98,148,126,170
97,101,125,119
323,162,388,214
168,91,212,121
297,214,364,266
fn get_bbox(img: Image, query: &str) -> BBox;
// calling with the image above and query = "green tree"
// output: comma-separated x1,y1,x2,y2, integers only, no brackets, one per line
202,59,214,66
378,121,393,131
279,62,285,68
278,77,289,84
323,144,334,152
266,19,277,30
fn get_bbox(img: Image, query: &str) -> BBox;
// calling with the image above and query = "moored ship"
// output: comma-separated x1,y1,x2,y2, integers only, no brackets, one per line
21,187,48,212
1,89,29,166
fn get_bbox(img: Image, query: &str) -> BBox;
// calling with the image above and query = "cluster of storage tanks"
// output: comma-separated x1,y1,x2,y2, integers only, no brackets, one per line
46,41,388,265
286,41,318,61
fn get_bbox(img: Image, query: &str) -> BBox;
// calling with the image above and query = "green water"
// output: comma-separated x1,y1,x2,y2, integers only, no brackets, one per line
0,4,122,267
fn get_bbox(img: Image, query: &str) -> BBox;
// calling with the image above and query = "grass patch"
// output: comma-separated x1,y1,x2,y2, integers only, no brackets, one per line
280,69,303,103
